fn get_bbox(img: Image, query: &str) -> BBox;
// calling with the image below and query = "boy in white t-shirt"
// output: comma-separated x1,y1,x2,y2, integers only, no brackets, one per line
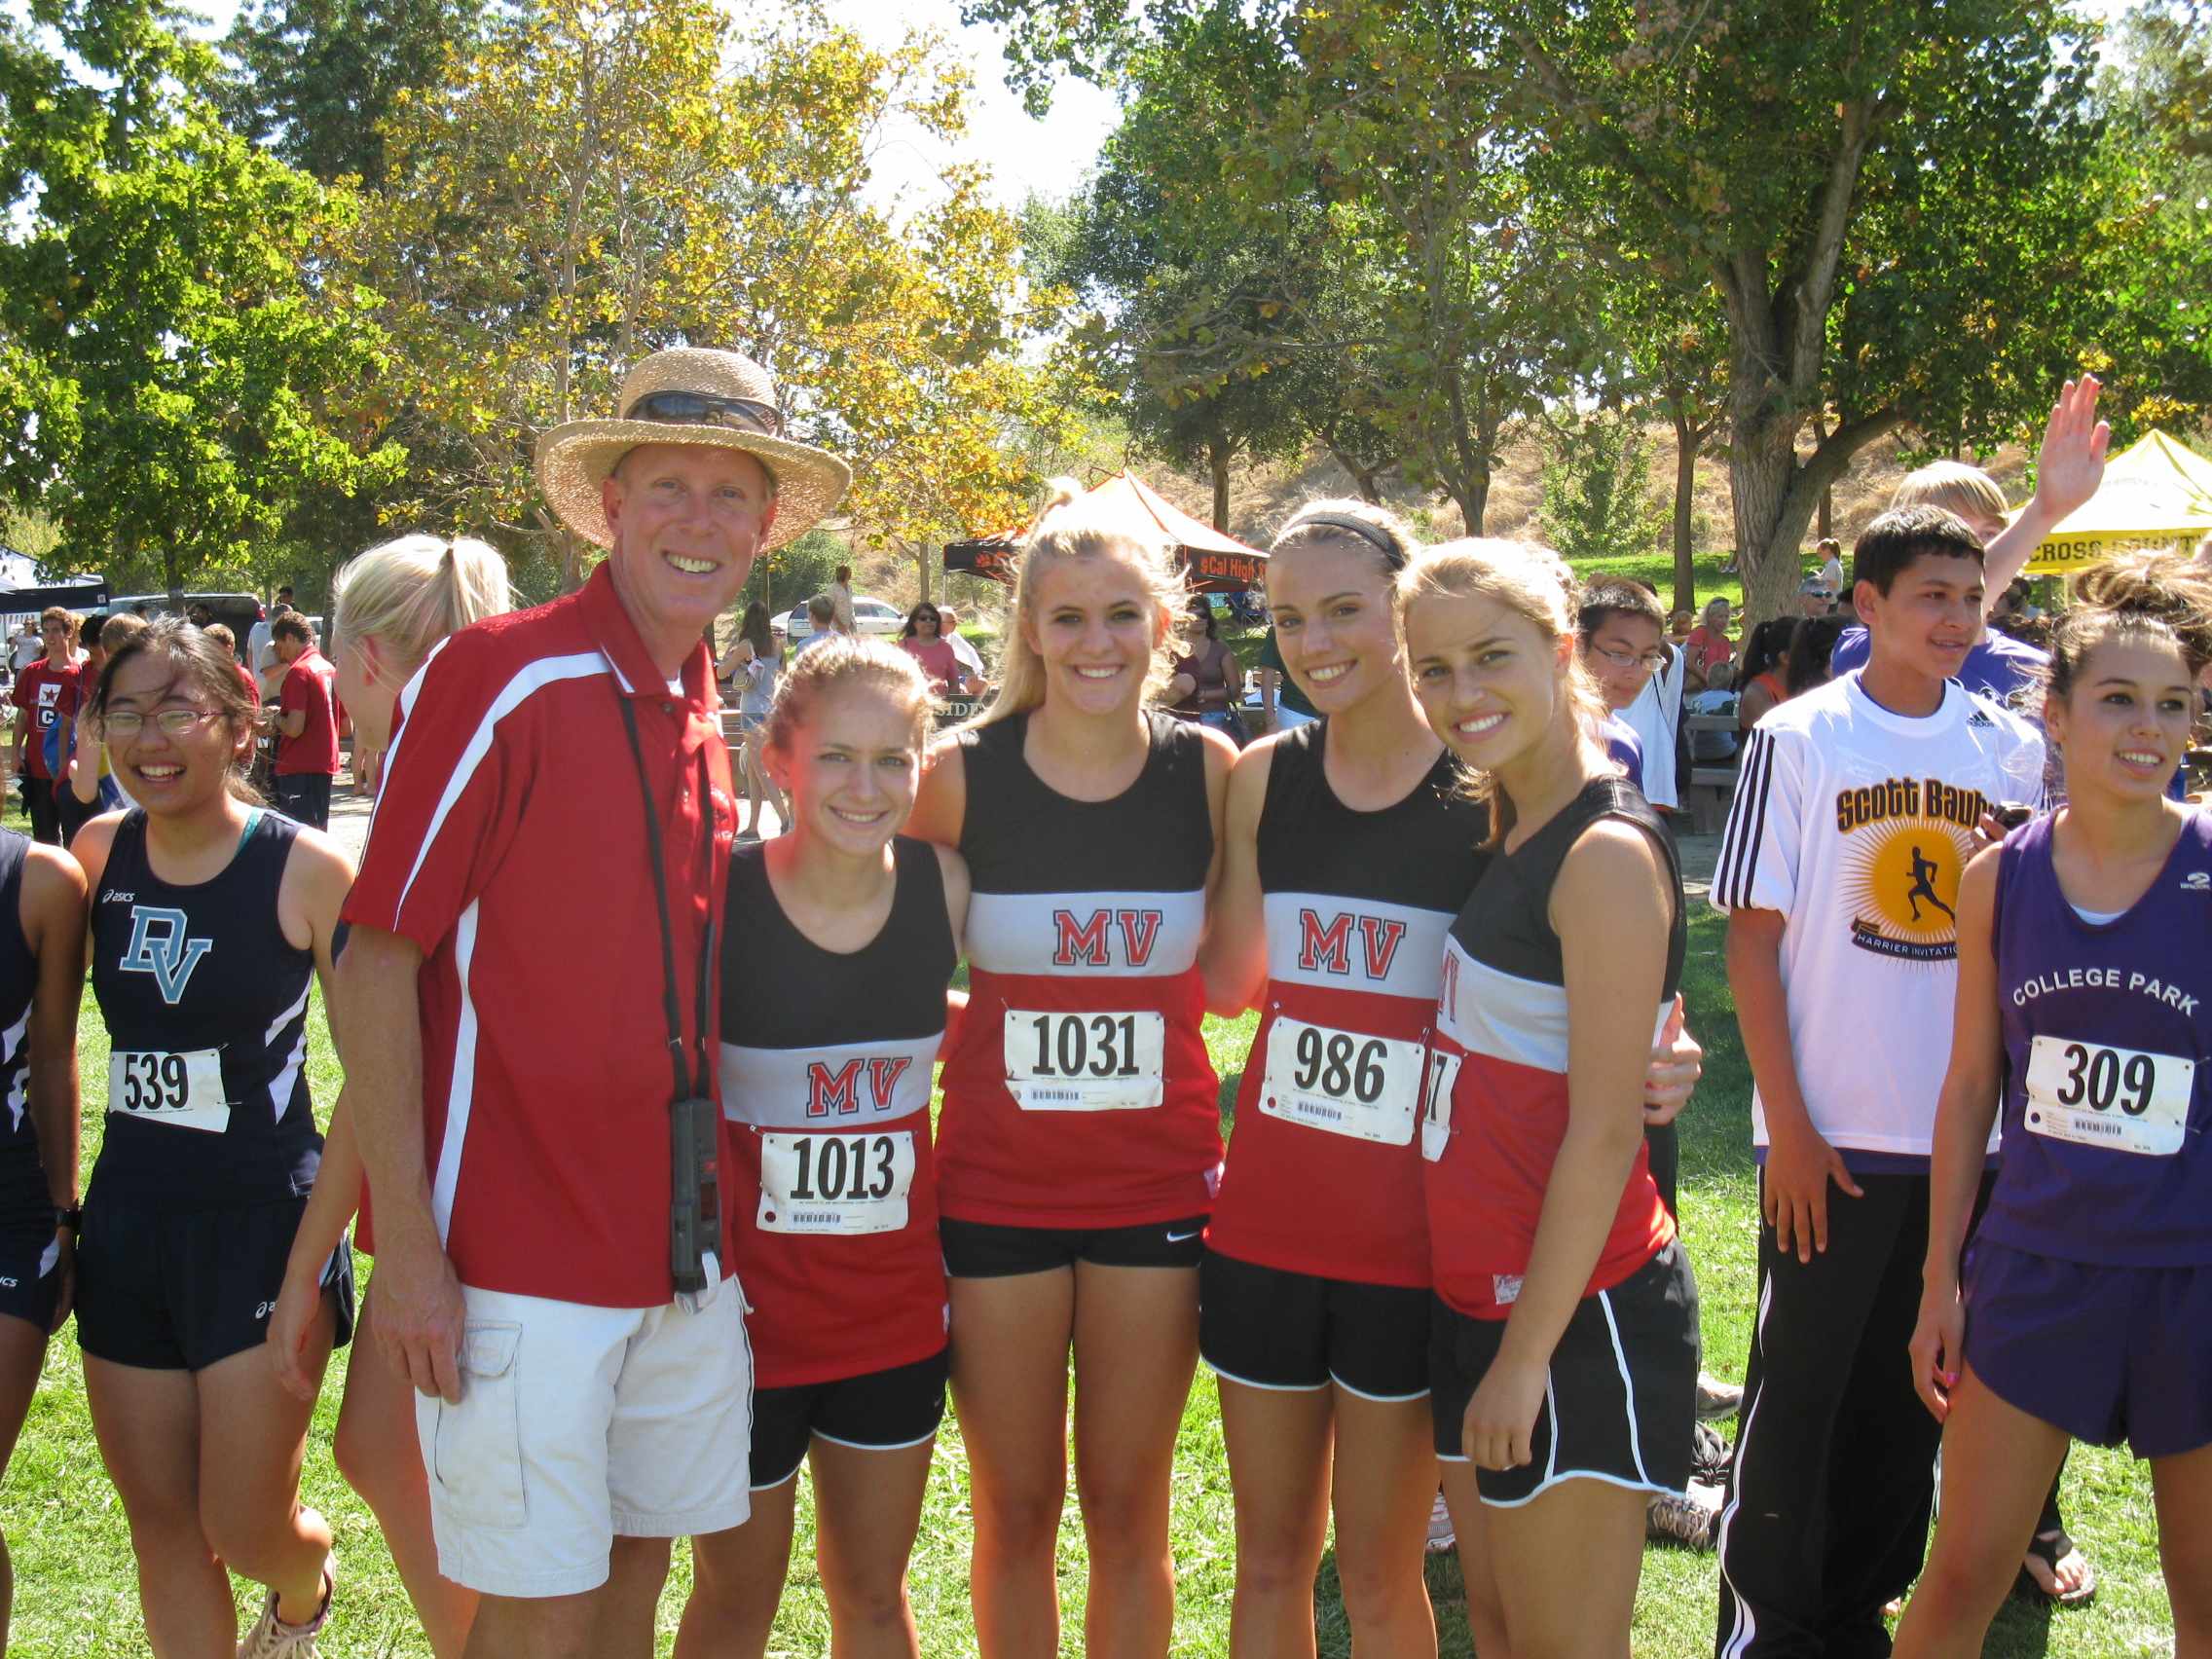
1711,507,2046,1658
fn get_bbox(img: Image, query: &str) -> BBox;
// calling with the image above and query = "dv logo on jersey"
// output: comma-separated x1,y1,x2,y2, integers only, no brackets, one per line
1051,907,1163,969
804,1056,914,1118
119,906,214,1004
1295,909,1409,980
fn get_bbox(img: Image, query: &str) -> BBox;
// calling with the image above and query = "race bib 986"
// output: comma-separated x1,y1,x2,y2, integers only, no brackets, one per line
756,1130,917,1235
1260,1017,1425,1145
1003,1010,1166,1111
2023,1034,2194,1158
107,1049,229,1134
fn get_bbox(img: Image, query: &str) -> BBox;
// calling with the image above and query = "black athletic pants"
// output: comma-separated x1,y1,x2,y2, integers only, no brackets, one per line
1714,1169,1990,1659
19,776,58,845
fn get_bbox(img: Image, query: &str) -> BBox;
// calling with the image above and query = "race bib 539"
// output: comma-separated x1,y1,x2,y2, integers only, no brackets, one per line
107,1049,229,1134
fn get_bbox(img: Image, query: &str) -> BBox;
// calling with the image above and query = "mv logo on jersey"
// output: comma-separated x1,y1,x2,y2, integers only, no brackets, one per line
805,1056,914,1118
1052,907,1163,969
1296,909,1409,980
119,906,214,1004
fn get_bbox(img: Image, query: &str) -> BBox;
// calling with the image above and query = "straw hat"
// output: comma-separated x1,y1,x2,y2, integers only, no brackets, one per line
535,347,852,552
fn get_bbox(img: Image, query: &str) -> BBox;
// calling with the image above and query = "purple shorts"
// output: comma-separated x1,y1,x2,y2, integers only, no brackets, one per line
1964,1238,2212,1459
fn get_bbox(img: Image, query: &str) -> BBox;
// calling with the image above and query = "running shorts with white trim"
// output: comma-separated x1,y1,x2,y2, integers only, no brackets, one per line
750,1346,949,1491
74,1192,354,1371
939,1213,1208,1278
1199,1247,1429,1401
416,1279,754,1599
1429,1239,1697,1505
0,1208,60,1333
1964,1238,2212,1459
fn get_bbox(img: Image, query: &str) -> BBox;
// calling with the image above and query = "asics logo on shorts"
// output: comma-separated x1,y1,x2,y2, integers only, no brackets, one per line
119,905,215,1004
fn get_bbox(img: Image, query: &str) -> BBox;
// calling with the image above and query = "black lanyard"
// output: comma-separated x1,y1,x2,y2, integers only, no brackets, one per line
613,691,717,1101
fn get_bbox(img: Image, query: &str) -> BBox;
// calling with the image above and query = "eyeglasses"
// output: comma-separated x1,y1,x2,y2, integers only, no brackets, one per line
1589,644,1671,674
102,708,224,739
624,390,784,437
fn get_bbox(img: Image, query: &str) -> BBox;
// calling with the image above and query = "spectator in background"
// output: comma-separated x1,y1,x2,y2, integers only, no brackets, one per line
1816,536,1845,596
246,596,284,678
898,602,984,700
717,600,787,841
1252,622,1316,732
1828,379,2108,710
828,564,857,636
1783,614,1845,700
203,623,259,707
1799,574,1837,617
1736,619,1795,731
1168,596,1248,744
1684,658,1741,764
255,602,294,701
270,614,343,830
937,606,986,681
10,608,81,844
793,594,839,658
1617,582,1687,816
1684,596,1736,690
1579,578,1674,785
58,613,146,845
1668,608,1694,648
8,622,40,678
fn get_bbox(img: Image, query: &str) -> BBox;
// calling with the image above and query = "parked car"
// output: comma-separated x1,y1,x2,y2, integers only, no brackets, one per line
103,592,267,659
783,595,905,643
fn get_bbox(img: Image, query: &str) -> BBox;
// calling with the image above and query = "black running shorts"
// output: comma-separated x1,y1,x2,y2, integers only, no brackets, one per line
1429,1239,1697,1505
750,1347,950,1490
939,1214,1208,1278
1199,1248,1430,1401
75,1192,355,1371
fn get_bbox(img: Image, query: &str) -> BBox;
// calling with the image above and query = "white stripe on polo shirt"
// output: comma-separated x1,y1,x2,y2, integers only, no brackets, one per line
393,650,613,919
430,897,481,1241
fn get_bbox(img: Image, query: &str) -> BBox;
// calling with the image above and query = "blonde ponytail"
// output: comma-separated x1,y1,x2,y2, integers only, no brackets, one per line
333,534,513,686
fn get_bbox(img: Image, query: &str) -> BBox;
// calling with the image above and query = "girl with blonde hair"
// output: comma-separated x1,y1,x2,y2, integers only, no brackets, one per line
906,478,1235,1656
264,532,510,1657
1400,539,1699,1656
328,534,510,794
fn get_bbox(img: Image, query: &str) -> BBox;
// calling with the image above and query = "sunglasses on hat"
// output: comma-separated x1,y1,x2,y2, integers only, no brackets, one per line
624,390,785,437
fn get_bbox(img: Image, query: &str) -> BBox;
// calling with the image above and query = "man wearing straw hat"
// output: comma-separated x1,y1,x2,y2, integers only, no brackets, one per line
338,347,848,1656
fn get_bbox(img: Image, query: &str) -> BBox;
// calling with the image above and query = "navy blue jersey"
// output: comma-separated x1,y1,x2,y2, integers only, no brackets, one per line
1986,808,2212,1265
89,810,322,1205
0,831,48,1219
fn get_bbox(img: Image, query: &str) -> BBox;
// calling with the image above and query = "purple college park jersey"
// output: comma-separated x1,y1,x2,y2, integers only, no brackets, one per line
1984,809,2212,1266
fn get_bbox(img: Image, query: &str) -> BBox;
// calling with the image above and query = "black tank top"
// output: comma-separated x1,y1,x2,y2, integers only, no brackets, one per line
957,710,1214,897
0,831,48,1216
1256,721,1487,909
89,810,322,1204
719,836,957,1052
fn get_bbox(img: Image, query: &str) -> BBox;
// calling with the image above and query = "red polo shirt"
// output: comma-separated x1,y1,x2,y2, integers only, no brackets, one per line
343,563,738,1308
275,646,341,776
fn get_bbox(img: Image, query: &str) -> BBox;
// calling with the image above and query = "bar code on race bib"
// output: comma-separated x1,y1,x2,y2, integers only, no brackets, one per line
1260,1017,1424,1146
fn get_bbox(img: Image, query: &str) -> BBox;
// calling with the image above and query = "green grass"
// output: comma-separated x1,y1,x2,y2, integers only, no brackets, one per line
0,852,2175,1654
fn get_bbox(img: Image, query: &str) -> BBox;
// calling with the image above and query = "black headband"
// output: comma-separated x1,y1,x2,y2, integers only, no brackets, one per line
1282,511,1405,571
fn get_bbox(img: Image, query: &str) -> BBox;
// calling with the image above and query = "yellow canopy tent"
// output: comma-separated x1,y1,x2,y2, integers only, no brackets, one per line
2022,430,2212,577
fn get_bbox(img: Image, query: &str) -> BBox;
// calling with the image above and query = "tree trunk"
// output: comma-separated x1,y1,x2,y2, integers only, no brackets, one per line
165,546,184,613
1814,409,1833,539
1325,442,1385,503
1669,401,1699,615
1729,400,1904,626
913,538,931,605
1210,445,1232,533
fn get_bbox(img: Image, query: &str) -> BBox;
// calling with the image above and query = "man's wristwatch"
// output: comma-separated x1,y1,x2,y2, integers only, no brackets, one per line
55,1206,82,1233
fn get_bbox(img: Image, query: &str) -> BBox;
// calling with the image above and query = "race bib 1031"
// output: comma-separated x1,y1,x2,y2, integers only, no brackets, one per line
1003,1010,1166,1111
